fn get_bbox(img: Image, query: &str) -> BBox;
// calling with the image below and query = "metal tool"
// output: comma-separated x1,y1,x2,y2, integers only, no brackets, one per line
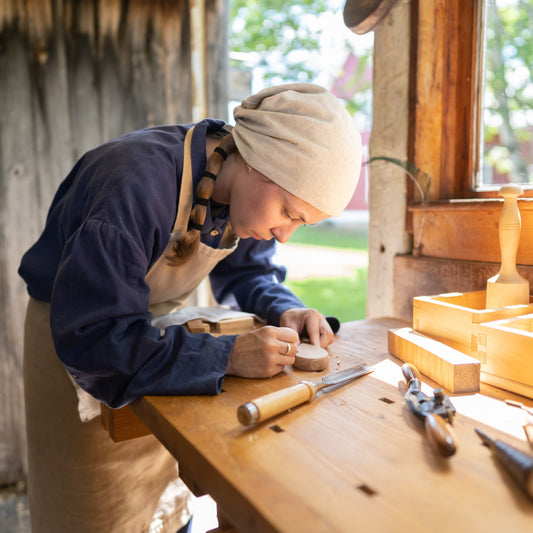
475,428,533,500
505,399,533,448
401,363,458,457
237,363,373,426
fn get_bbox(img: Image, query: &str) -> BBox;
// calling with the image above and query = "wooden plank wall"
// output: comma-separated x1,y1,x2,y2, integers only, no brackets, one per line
0,0,228,483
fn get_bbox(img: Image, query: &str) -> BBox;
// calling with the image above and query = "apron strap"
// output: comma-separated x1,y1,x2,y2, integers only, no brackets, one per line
172,126,195,235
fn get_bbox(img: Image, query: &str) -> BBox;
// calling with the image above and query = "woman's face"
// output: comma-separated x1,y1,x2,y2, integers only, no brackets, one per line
222,160,329,243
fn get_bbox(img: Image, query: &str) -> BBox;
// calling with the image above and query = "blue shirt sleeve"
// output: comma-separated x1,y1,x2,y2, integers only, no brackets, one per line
20,120,239,408
50,217,235,408
209,237,305,325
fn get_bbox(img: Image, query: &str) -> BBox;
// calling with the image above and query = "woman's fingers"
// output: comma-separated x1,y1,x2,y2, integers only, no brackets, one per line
280,308,334,348
279,339,297,356
227,326,298,378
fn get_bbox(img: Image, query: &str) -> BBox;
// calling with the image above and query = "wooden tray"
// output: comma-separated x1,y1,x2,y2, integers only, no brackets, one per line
413,290,533,356
477,313,533,399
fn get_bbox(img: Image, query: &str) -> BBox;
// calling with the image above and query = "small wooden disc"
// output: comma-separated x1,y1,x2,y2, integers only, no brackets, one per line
293,343,329,371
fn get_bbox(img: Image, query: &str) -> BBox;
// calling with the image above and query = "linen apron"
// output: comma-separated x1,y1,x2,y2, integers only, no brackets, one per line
23,127,238,533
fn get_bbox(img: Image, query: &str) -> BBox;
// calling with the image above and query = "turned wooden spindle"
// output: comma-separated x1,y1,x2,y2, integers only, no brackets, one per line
485,184,530,309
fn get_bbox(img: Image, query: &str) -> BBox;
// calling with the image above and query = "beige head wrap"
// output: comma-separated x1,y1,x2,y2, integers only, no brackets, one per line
232,83,362,217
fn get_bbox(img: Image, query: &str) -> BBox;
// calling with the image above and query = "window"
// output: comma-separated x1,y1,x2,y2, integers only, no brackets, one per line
478,0,533,189
407,0,533,266
387,0,533,319
410,0,533,201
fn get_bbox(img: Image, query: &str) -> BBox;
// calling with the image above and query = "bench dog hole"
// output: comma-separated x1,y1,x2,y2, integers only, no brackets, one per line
379,397,395,404
357,484,378,496
269,425,284,433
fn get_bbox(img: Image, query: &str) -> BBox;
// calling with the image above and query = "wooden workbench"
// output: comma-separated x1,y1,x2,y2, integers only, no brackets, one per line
127,318,533,532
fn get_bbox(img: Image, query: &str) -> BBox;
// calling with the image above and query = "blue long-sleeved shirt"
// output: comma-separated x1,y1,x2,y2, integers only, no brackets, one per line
19,119,304,408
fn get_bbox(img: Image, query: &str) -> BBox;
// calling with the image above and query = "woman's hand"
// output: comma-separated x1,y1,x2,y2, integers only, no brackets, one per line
280,308,334,348
226,326,299,378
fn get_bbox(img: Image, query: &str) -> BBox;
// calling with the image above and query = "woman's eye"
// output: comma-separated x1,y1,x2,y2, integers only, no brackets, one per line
284,208,305,225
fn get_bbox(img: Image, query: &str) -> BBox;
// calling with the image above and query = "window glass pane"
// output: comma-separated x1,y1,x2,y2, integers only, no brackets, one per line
478,0,533,188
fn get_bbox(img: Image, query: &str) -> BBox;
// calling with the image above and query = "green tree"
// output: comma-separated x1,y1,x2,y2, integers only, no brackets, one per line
229,0,373,117
483,0,533,184
229,0,330,83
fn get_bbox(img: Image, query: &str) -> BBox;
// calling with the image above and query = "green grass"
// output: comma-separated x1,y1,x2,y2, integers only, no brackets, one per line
289,223,368,251
282,222,369,323
285,267,367,324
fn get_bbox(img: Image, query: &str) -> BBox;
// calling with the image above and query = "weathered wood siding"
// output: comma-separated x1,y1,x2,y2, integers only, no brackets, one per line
0,0,228,483
367,0,411,319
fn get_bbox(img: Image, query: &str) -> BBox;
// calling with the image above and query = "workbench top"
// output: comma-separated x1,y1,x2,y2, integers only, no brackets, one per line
130,318,533,532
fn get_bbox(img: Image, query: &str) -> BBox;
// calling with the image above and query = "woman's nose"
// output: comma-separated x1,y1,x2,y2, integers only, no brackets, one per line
272,222,298,243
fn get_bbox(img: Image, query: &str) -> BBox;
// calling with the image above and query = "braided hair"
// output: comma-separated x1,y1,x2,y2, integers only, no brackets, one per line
168,132,237,265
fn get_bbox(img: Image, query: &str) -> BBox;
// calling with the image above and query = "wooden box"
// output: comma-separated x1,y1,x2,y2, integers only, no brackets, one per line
477,314,533,399
412,290,533,398
413,290,533,356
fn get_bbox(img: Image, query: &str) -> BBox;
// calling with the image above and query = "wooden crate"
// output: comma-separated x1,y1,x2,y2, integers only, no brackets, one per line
413,291,533,356
477,314,533,399
412,290,533,398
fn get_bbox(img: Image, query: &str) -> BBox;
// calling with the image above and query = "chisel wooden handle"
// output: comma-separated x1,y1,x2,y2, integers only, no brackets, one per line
402,363,420,385
425,412,457,457
237,382,316,426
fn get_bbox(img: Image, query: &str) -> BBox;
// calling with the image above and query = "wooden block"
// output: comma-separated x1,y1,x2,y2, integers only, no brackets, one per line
388,327,480,393
293,343,329,371
100,404,151,442
186,319,211,333
214,316,255,334
477,314,533,399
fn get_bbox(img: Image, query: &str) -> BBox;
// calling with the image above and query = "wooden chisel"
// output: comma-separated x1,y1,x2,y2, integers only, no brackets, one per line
237,363,373,426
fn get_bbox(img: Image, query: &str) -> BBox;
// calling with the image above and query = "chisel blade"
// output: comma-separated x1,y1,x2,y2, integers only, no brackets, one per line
319,363,373,389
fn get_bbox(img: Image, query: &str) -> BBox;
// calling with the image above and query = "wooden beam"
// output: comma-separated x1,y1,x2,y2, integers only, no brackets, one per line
412,0,479,202
190,0,207,121
100,404,151,443
388,327,480,393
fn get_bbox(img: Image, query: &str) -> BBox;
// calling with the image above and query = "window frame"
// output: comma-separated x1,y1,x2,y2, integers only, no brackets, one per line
410,0,533,202
406,0,533,265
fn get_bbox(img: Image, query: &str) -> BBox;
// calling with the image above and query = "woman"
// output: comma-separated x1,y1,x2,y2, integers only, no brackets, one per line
19,83,361,532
